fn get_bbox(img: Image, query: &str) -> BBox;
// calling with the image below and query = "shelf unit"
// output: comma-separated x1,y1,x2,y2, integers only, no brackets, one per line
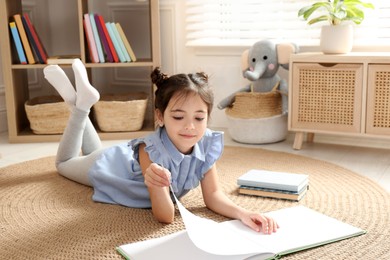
0,0,160,143
288,52,390,150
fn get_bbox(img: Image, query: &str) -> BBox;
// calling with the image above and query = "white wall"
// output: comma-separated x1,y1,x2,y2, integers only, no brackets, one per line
1,0,390,133
159,0,390,129
160,0,298,128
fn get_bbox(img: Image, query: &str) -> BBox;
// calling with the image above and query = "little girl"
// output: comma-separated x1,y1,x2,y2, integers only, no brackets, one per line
43,59,278,234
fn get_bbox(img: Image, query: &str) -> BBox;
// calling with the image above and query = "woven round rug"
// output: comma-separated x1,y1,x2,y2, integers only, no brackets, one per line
1,146,389,259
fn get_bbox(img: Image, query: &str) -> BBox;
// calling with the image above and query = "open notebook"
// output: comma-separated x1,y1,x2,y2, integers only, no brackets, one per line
117,189,365,260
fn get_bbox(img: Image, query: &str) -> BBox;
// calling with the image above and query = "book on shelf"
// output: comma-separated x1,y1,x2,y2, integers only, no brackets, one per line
20,16,40,63
96,14,119,63
110,22,131,62
105,22,126,62
117,205,366,260
89,13,105,63
9,21,27,64
237,169,309,193
94,14,114,62
98,14,119,62
83,13,134,63
22,13,48,64
22,15,43,63
46,55,80,64
115,22,137,62
13,14,35,64
238,184,308,201
83,13,99,63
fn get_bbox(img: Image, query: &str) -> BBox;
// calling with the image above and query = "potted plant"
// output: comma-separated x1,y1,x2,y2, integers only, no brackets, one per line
298,0,374,54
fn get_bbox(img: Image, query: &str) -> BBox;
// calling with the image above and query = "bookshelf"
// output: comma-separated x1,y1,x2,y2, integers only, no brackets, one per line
0,0,160,143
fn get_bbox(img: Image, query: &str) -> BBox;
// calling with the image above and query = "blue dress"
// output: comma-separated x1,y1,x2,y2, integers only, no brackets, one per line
88,127,224,208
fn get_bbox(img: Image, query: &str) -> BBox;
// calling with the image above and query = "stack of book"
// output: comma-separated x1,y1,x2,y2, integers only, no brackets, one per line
9,13,49,64
237,169,309,201
83,13,136,63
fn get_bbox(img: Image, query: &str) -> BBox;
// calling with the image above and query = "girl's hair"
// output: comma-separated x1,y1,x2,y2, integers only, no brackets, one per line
151,67,214,117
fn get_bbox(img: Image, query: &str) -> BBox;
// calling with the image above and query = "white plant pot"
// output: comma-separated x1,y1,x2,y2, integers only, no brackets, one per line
320,24,354,54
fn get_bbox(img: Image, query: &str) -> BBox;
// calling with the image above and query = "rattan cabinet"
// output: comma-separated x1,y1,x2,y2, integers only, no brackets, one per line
288,52,390,150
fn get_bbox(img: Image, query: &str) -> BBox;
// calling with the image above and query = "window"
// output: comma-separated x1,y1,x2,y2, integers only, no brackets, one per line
186,0,390,47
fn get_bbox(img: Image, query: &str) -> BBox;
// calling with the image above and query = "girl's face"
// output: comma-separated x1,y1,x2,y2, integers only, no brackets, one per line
158,92,208,154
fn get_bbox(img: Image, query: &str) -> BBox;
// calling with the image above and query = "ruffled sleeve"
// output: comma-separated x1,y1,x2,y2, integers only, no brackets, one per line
128,129,168,167
198,129,224,179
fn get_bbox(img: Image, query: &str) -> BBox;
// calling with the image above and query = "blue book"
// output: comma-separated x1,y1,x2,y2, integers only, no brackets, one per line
109,22,130,62
105,22,126,62
237,169,309,193
9,21,27,64
89,13,105,63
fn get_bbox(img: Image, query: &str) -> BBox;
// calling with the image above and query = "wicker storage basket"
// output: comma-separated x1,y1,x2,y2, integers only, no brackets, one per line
226,91,282,119
25,95,70,134
93,92,148,132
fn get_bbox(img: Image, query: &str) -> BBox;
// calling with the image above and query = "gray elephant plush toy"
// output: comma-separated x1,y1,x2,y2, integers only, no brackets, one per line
217,39,299,112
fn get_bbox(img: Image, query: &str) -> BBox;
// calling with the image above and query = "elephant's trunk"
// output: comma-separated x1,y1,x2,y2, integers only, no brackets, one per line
244,62,267,81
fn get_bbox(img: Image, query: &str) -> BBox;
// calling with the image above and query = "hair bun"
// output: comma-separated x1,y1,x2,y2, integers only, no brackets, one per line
189,71,209,86
195,72,208,83
151,67,168,87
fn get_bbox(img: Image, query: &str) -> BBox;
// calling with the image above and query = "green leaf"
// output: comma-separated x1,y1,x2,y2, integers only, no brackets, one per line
298,0,374,26
344,0,374,9
308,15,330,25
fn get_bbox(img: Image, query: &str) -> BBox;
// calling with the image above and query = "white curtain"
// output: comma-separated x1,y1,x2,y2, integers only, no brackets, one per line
186,0,390,47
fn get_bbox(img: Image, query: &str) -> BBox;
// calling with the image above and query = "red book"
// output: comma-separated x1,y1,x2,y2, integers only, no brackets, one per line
96,14,119,62
94,14,113,62
22,13,48,63
22,15,43,63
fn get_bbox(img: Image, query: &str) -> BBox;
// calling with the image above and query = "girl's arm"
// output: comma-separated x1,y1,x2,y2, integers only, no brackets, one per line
201,164,278,234
138,143,175,223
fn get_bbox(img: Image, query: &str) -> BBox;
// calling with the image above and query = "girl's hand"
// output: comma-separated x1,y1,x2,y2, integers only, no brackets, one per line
241,212,279,234
144,163,171,188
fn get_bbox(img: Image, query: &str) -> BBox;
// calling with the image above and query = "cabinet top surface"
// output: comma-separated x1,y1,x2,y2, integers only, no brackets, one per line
291,52,390,63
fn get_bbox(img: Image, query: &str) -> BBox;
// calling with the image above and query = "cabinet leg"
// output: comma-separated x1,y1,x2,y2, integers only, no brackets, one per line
293,132,304,150
307,133,315,143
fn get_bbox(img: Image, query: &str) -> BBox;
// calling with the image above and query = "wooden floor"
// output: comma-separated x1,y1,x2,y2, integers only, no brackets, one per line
1,130,390,193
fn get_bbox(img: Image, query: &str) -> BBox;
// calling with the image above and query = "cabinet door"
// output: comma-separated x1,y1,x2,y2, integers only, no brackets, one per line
366,64,390,135
290,63,363,133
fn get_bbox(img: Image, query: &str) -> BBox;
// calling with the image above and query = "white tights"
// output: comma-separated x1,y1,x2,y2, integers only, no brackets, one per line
44,59,102,186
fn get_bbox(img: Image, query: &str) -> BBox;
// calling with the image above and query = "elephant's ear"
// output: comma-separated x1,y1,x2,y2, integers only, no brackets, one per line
241,49,249,72
277,43,299,65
